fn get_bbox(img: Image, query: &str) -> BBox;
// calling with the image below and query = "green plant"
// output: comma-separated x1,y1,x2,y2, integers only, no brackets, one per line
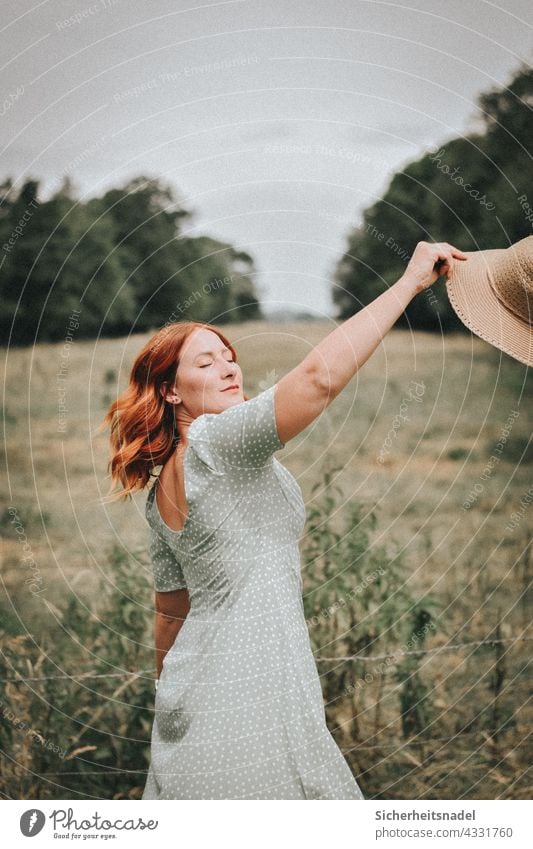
301,459,442,745
0,543,156,800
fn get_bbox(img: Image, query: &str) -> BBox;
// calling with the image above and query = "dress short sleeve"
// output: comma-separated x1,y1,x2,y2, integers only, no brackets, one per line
188,382,285,473
148,524,187,592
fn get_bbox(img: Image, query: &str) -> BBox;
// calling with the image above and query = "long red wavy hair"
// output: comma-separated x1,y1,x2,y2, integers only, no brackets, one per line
99,320,247,501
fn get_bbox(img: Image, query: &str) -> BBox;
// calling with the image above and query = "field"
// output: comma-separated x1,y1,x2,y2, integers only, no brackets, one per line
1,319,532,800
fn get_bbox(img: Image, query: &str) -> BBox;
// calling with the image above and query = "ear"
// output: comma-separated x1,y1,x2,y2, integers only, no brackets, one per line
160,381,181,405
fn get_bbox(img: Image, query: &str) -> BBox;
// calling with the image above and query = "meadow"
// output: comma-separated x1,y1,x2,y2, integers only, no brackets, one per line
1,319,531,799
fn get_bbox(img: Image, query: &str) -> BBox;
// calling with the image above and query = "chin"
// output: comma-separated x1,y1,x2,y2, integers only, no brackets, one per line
221,393,243,407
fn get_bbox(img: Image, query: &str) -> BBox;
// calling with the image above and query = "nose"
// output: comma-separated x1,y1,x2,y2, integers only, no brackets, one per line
220,357,236,377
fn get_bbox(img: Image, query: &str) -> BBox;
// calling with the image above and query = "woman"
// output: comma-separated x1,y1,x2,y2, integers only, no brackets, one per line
103,241,467,800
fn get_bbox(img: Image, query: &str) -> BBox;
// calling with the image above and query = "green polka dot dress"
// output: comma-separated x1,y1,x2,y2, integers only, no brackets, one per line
142,383,364,800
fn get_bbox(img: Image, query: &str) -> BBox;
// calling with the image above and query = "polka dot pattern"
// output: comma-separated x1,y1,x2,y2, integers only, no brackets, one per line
142,383,365,800
148,524,187,592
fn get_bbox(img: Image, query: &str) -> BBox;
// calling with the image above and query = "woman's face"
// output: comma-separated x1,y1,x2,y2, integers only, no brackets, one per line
167,327,244,419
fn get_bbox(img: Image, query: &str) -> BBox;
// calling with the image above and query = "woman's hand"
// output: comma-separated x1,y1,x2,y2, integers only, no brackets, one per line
400,241,468,295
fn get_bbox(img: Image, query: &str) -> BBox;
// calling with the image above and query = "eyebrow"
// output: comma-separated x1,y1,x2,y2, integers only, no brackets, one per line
193,346,231,362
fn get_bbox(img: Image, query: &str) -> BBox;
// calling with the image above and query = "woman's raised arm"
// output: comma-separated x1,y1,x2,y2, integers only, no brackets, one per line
274,241,467,445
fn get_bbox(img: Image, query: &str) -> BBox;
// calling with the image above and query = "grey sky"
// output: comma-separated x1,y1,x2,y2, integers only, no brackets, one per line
2,0,531,316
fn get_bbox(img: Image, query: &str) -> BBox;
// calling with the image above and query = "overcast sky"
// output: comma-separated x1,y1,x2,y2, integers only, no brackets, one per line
2,0,531,316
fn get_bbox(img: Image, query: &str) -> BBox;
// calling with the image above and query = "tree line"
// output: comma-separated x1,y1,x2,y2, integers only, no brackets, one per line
1,65,531,346
332,65,533,330
0,175,261,346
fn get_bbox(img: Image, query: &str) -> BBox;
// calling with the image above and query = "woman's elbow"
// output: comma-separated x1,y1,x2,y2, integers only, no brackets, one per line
155,588,190,619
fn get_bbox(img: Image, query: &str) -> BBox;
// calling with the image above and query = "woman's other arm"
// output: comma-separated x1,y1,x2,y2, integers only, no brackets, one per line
154,589,191,678
274,241,467,444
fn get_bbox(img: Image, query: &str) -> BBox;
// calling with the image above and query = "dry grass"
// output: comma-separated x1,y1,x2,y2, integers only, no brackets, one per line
1,320,531,799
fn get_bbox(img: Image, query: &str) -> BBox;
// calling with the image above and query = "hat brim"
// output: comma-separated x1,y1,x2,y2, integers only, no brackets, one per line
445,248,533,367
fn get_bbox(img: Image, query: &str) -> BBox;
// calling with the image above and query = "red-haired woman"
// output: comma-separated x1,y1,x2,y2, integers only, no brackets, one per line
102,242,466,800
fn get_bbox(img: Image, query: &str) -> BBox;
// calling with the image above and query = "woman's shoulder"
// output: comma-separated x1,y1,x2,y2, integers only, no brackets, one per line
185,414,224,474
186,385,284,472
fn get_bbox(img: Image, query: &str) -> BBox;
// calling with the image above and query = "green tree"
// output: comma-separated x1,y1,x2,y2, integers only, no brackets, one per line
0,174,263,345
87,176,192,331
333,64,533,330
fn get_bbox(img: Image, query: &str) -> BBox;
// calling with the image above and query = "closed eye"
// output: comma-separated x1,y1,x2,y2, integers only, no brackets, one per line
199,357,235,368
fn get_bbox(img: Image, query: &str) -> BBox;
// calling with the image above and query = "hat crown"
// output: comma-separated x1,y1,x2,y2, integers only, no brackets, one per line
489,236,533,324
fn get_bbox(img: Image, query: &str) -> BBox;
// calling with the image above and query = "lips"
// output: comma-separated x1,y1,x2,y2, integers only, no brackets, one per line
222,385,239,391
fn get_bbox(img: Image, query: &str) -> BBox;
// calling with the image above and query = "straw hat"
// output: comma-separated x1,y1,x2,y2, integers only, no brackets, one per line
445,235,533,366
